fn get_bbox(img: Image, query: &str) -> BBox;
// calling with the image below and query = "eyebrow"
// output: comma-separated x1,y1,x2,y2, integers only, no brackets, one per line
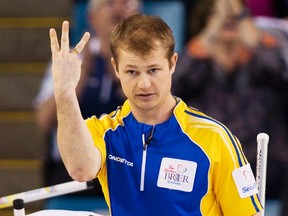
147,64,160,68
125,64,138,68
124,63,161,69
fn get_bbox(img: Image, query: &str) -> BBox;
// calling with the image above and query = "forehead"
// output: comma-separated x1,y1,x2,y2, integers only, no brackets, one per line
117,48,168,67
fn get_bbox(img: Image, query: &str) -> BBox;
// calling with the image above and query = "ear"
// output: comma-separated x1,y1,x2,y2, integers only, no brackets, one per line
170,52,178,75
111,57,119,78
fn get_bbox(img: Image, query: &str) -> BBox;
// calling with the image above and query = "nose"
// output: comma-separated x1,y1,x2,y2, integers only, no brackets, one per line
138,74,151,89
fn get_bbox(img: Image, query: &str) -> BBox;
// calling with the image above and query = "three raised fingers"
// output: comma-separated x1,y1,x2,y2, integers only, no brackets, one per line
49,21,90,56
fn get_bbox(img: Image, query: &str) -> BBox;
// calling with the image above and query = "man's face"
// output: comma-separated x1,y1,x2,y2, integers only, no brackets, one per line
112,47,177,113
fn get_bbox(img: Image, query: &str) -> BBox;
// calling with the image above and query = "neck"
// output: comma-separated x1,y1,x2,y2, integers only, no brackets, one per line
132,95,177,125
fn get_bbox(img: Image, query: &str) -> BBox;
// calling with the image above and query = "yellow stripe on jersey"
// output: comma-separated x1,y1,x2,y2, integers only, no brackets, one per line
175,103,247,168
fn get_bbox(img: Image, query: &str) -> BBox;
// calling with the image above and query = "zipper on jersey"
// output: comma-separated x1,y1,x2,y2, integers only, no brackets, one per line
140,126,155,191
140,134,147,191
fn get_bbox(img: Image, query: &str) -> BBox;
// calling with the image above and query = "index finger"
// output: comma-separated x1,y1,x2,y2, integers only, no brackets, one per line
73,32,91,54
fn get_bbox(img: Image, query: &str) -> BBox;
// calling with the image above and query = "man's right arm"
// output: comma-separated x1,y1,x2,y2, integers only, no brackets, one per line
50,21,101,182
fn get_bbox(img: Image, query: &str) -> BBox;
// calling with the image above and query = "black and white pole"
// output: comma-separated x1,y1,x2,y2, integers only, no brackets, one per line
256,133,269,216
13,199,25,216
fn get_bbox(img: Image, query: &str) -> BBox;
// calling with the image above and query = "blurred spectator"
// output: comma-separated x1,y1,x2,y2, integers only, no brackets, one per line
34,0,141,211
70,0,188,52
172,0,288,215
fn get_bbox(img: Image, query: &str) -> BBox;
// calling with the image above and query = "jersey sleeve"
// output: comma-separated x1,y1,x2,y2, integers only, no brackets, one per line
215,131,263,215
85,116,107,174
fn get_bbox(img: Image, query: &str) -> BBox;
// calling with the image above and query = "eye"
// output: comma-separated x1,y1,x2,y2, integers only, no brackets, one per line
149,68,158,74
127,70,136,75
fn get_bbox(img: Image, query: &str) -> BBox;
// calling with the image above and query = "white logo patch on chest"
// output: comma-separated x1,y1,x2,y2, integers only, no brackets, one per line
157,157,197,192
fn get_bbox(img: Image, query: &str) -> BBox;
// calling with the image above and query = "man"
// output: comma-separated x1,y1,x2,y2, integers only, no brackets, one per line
49,15,262,215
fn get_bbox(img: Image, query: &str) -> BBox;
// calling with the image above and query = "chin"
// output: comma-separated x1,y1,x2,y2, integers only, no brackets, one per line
136,100,155,110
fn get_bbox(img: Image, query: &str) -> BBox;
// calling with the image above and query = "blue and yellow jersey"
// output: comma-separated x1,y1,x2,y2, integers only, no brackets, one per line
85,99,263,215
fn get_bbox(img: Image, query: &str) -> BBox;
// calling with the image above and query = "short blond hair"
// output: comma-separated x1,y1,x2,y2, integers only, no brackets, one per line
110,14,175,66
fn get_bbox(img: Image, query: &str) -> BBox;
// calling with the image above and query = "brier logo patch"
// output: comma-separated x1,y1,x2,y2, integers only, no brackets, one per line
157,157,197,192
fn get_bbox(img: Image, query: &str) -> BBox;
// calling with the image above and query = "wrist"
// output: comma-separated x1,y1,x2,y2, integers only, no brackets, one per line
54,87,77,105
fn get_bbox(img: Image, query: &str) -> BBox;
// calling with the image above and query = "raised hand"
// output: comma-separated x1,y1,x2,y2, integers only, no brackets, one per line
49,21,90,99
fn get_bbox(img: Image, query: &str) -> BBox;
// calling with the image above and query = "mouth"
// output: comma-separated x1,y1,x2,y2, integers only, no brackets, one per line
136,93,155,100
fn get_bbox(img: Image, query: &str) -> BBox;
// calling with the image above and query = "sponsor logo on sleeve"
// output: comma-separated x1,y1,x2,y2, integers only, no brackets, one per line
232,163,258,198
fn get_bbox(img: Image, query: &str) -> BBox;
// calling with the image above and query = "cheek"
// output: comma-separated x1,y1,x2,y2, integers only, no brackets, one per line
158,74,172,90
119,78,133,95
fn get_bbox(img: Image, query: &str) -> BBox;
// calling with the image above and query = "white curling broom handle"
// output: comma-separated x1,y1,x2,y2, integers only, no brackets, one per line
256,133,269,216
